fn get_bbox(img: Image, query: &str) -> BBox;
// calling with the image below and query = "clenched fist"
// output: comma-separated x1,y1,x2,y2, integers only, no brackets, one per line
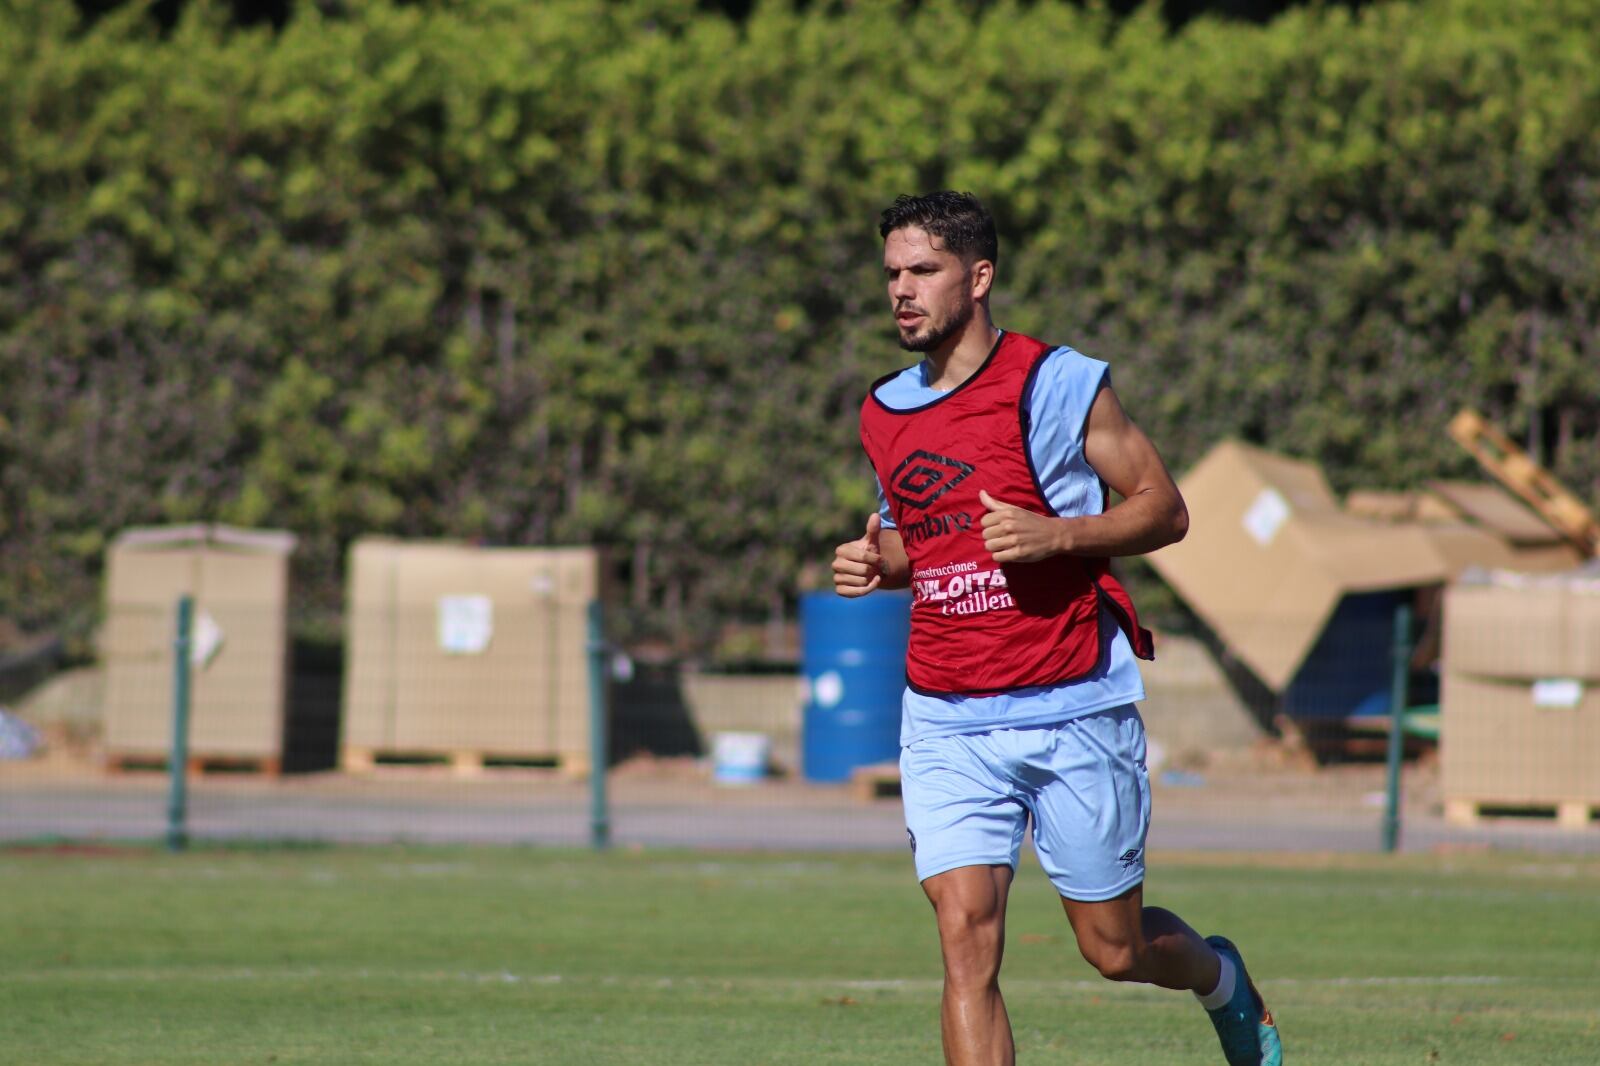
832,513,885,597
980,490,1070,563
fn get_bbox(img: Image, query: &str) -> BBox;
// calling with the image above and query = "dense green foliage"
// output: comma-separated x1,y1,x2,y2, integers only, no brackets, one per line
2,0,1597,648
3,845,1598,1063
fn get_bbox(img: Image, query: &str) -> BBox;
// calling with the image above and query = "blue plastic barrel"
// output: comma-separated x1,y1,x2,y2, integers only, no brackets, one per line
800,589,913,782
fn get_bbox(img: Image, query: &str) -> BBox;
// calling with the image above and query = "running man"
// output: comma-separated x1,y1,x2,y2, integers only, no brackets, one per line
833,192,1282,1066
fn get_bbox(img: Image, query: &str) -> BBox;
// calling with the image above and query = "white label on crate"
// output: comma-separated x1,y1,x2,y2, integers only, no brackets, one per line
438,595,494,655
191,610,225,669
1242,488,1290,547
1531,678,1583,708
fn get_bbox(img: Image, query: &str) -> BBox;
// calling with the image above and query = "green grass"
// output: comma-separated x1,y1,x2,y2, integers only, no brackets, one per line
2,844,1597,1064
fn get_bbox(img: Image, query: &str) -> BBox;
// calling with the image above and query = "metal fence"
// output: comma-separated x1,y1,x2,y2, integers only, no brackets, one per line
2,594,1597,858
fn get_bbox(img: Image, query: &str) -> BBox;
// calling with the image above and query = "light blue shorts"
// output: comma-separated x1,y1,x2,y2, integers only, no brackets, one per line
900,706,1151,902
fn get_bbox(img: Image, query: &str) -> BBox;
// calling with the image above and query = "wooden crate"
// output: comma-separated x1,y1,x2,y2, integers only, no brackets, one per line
1439,579,1600,826
102,526,295,773
342,540,601,773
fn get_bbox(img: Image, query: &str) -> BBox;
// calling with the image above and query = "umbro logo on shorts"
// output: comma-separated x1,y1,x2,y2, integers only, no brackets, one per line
890,450,975,511
907,829,917,854
1118,848,1142,870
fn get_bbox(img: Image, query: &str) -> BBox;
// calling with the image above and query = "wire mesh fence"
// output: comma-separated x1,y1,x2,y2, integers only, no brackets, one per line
2,586,1597,857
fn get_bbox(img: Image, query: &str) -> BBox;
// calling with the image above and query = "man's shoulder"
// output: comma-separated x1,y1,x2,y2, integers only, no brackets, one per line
1029,342,1109,394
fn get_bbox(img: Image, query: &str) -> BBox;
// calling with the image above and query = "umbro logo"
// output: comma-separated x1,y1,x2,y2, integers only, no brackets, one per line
890,450,974,511
1118,848,1142,870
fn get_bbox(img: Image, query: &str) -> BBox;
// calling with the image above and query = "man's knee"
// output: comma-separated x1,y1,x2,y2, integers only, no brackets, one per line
936,895,1003,947
927,869,1005,931
1078,935,1144,982
932,900,1004,984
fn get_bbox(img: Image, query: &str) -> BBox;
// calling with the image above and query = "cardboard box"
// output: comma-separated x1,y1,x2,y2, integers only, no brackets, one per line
1425,481,1572,546
341,538,601,766
1148,442,1583,716
1440,570,1600,810
1147,441,1446,694
1443,574,1600,681
1347,480,1577,551
1439,673,1599,805
1346,481,1582,576
102,525,296,761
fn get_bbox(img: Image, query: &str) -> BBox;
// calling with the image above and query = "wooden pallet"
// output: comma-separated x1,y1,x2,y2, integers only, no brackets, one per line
850,760,902,802
106,753,282,777
1447,409,1600,556
1444,798,1597,830
339,747,589,778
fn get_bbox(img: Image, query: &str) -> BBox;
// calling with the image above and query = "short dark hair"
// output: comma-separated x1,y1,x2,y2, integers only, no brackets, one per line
878,191,998,266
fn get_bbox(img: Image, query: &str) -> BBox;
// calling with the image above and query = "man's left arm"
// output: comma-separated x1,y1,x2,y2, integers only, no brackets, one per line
980,383,1188,562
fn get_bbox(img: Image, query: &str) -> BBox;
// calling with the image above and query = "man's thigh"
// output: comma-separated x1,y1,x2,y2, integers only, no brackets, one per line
900,733,1030,884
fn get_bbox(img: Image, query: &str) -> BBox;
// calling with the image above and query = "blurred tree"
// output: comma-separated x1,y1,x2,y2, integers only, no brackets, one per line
5,0,1597,655
74,0,290,29
72,0,1385,32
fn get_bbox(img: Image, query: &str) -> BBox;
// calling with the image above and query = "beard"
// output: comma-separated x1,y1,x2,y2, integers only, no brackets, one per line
897,299,974,353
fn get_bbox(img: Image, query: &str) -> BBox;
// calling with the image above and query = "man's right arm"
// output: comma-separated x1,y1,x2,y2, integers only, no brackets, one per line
832,515,910,597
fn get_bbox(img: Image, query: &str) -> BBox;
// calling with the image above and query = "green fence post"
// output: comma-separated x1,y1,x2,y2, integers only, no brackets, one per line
586,600,611,851
1382,602,1413,854
167,595,194,853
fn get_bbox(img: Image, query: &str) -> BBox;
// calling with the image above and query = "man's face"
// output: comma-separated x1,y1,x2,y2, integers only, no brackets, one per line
883,225,976,353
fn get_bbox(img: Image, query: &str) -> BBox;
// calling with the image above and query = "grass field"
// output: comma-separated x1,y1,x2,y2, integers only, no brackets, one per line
2,844,1597,1064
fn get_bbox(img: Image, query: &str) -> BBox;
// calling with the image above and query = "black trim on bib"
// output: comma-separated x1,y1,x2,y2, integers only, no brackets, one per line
868,330,1006,415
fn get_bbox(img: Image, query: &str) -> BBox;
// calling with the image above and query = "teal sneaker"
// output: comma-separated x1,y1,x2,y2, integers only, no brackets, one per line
1204,935,1282,1066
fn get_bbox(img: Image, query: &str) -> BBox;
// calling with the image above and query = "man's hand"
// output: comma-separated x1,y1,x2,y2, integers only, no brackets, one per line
833,513,885,597
980,490,1070,563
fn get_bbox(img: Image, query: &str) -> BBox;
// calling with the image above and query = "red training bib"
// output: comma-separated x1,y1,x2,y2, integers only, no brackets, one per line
859,331,1153,696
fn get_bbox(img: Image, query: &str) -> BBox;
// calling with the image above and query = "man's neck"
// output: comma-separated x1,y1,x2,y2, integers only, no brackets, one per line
923,313,999,392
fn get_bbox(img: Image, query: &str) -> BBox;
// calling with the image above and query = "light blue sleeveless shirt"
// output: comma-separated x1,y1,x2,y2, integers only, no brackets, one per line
872,338,1147,744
